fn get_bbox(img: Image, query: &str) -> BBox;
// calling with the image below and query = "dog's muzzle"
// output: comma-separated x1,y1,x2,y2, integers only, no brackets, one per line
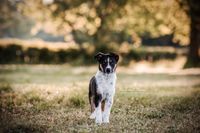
106,68,111,74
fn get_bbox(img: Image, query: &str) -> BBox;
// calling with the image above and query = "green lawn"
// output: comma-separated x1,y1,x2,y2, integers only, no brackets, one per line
0,65,200,132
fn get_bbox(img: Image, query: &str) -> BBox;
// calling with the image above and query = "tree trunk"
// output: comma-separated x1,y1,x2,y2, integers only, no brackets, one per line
185,0,200,67
189,17,200,61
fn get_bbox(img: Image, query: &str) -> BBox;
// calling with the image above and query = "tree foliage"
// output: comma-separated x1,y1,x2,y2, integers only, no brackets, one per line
15,0,189,46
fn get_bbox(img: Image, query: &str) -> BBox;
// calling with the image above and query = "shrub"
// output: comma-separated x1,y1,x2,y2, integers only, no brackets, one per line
0,44,181,65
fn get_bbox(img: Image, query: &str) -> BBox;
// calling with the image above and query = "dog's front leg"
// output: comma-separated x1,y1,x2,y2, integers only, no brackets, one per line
102,96,113,123
95,102,102,124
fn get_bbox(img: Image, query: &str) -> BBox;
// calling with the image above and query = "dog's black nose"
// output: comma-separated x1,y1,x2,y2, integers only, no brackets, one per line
106,68,111,74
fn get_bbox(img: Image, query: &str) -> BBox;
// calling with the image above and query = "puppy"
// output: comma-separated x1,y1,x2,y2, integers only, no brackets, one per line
89,52,119,124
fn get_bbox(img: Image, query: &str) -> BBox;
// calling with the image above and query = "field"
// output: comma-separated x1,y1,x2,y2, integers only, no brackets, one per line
0,65,200,132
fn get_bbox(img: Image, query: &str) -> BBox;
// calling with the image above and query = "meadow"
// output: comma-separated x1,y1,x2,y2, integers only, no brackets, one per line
0,65,200,132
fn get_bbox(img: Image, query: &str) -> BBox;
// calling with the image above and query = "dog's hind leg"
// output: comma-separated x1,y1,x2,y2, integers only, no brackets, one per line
89,96,96,119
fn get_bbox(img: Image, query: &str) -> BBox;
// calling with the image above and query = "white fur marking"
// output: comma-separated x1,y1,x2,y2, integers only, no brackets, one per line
106,58,111,70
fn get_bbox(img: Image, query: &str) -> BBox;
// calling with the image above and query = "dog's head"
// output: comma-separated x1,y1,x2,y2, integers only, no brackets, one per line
94,52,119,74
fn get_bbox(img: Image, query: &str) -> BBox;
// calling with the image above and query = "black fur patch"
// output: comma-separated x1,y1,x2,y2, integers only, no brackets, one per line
89,76,102,111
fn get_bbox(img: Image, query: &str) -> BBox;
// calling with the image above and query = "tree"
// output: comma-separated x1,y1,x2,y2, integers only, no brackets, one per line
185,0,200,67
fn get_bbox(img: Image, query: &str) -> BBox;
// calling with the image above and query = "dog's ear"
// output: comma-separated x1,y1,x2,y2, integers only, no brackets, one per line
94,52,104,62
109,52,119,63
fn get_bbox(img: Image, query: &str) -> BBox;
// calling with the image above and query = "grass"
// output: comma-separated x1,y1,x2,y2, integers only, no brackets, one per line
0,65,200,132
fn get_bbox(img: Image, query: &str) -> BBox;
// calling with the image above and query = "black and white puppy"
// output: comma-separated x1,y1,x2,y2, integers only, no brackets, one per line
89,52,119,124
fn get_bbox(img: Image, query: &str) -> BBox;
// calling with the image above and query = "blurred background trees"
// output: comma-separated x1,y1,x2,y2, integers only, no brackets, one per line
0,0,199,67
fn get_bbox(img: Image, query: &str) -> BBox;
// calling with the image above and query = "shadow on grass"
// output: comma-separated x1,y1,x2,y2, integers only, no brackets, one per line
0,85,88,132
2,124,47,133
114,86,200,132
0,85,44,133
154,89,200,133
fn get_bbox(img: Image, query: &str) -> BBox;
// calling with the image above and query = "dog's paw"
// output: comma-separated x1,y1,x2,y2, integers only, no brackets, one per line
102,117,109,123
102,112,109,123
89,112,96,119
95,114,102,124
95,118,102,125
102,119,109,123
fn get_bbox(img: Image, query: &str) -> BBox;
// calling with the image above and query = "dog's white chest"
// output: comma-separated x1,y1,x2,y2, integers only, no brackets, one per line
95,71,116,99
